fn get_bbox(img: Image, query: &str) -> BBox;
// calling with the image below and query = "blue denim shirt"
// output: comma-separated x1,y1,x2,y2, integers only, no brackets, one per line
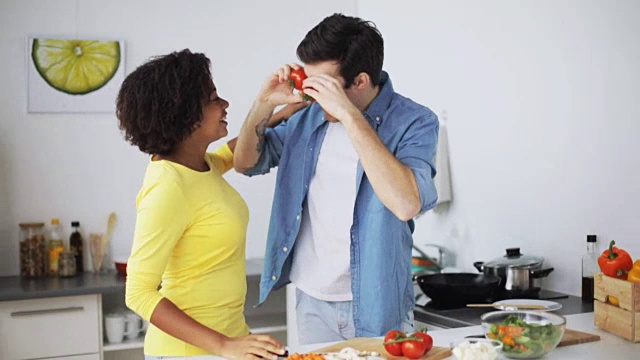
245,71,438,336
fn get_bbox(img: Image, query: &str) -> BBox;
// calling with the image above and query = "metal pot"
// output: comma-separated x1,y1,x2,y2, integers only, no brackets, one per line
473,248,554,294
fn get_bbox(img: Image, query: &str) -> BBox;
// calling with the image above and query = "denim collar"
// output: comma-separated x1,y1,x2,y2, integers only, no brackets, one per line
363,71,393,125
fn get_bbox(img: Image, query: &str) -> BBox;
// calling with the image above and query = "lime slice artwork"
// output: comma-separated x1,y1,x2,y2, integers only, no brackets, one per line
31,39,121,95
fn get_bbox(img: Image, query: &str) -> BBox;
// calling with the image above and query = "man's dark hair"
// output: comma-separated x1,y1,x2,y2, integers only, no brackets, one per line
116,49,214,156
296,13,384,87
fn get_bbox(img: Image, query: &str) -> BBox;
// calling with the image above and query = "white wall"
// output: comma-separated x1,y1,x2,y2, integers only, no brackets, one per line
2,1,639,298
0,0,356,275
360,0,640,295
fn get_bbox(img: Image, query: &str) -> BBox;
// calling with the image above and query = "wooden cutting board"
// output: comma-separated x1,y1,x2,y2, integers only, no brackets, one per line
558,328,600,347
314,338,452,360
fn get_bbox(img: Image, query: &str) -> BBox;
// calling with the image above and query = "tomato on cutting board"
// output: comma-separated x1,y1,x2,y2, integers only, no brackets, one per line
383,330,434,359
413,332,434,353
383,329,406,356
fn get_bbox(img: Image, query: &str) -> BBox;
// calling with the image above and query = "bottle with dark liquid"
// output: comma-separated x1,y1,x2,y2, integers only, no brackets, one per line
581,234,598,301
69,221,84,273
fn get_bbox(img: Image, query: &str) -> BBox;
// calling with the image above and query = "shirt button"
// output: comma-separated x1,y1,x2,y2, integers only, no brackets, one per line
271,275,277,281
283,247,288,252
296,215,301,220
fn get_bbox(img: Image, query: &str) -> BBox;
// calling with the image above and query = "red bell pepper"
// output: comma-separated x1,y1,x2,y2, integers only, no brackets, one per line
598,240,633,279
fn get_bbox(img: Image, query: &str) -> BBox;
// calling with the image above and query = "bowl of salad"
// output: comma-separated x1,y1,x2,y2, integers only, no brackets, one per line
480,310,566,359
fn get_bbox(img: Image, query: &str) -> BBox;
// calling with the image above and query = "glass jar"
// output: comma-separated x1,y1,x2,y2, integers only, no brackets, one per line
59,251,77,277
18,222,46,278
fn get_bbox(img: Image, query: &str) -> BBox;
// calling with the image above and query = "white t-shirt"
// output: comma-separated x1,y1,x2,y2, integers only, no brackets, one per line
289,121,359,301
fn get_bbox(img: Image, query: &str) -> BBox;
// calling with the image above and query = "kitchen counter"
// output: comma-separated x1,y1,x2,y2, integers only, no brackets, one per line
0,272,125,301
292,312,640,359
0,258,267,302
414,292,594,328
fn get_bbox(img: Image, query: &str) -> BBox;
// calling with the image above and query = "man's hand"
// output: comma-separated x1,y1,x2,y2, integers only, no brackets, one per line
301,74,360,122
220,334,286,360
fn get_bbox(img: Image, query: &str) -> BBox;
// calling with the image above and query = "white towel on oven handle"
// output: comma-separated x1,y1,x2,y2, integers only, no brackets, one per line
434,122,452,209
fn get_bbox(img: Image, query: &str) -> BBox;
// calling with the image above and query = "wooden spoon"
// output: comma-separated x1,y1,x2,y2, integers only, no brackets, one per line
467,303,548,310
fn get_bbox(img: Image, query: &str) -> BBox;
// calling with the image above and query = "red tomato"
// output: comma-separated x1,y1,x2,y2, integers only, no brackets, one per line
401,339,426,359
413,332,433,354
383,330,405,356
289,68,307,90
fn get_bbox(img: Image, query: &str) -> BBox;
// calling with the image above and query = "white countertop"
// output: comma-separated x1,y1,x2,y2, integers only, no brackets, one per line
291,312,640,359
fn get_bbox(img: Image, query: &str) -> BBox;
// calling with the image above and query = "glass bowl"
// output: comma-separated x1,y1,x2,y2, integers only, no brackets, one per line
450,338,502,360
480,310,566,359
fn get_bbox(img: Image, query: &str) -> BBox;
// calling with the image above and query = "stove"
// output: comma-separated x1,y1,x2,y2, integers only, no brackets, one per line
416,287,569,310
413,288,593,328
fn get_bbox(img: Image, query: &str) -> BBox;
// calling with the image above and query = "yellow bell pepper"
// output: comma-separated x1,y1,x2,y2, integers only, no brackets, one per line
628,260,640,283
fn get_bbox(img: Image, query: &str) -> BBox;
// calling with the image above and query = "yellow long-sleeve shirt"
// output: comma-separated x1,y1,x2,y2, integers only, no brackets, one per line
125,144,250,356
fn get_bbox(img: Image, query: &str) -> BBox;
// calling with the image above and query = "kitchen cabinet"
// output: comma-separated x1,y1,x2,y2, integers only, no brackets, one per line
245,273,288,343
100,259,286,359
0,294,101,360
0,260,287,360
102,270,287,359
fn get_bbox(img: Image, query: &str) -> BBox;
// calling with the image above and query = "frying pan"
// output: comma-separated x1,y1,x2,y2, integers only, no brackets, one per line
416,273,502,308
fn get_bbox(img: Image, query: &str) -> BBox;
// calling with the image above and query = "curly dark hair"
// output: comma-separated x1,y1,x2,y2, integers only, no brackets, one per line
116,49,215,155
296,13,384,87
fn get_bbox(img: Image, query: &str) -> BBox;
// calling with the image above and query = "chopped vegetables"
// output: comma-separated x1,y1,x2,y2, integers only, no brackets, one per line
322,347,379,360
452,340,500,360
286,353,325,360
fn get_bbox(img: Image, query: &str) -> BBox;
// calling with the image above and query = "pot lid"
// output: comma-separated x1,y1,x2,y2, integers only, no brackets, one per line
484,248,544,269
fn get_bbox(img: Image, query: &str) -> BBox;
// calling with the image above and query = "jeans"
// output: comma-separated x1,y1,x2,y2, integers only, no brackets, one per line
295,288,415,345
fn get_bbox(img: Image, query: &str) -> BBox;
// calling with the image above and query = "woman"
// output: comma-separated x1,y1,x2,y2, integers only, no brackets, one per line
117,49,298,359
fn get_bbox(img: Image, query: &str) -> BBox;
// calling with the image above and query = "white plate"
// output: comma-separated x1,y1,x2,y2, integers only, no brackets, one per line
492,299,562,311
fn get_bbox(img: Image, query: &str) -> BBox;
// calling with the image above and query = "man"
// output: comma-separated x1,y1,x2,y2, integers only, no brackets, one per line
234,13,438,344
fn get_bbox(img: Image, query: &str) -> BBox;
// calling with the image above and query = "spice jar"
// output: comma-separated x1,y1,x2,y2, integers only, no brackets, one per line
18,222,46,278
59,251,77,277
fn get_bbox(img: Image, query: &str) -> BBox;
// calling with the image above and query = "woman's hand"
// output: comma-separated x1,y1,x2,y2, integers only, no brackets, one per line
258,63,309,107
220,334,286,360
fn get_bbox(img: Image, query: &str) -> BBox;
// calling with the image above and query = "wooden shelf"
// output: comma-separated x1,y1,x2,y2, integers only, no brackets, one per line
103,336,144,352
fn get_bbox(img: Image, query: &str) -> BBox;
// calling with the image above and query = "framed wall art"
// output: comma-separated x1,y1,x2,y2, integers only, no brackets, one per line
27,37,125,113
